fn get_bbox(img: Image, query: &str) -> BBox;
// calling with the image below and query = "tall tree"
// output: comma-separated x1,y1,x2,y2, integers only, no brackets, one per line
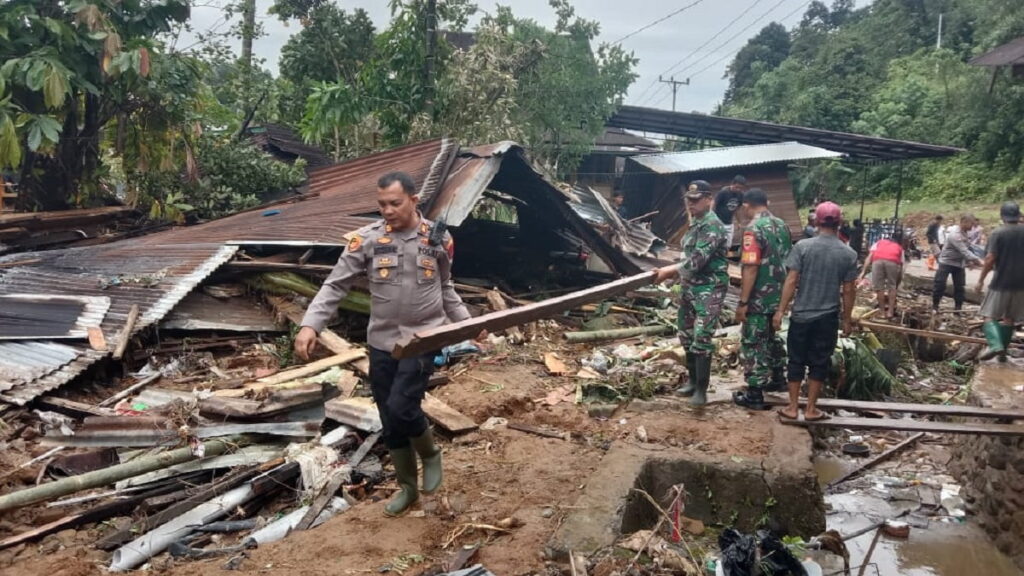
723,22,790,106
0,0,190,209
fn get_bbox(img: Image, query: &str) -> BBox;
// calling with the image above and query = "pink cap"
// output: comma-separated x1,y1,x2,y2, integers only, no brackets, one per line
815,201,842,225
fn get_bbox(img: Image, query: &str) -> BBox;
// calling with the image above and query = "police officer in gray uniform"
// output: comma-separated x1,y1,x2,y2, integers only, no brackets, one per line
294,171,474,517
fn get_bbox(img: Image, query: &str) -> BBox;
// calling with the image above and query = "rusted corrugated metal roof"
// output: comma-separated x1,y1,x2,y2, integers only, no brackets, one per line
567,187,665,257
630,142,844,175
970,37,1024,67
136,139,457,247
0,243,237,405
246,124,334,170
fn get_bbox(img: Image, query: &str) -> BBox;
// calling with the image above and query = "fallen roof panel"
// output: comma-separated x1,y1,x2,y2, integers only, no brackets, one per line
0,295,111,340
0,243,238,405
629,142,844,174
607,106,964,161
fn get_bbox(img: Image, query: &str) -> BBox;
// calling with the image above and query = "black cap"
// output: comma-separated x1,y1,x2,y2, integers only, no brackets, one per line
742,188,768,206
685,180,712,199
1001,201,1021,224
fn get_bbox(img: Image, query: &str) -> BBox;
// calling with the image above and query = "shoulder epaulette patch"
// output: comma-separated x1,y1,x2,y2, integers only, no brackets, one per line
347,235,363,252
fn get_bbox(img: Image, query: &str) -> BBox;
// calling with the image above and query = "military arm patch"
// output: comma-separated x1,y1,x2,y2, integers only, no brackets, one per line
347,235,363,252
444,235,455,260
740,230,761,265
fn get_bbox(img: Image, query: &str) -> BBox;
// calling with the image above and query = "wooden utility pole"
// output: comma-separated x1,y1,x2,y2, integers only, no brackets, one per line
658,75,689,112
240,0,256,113
424,0,438,116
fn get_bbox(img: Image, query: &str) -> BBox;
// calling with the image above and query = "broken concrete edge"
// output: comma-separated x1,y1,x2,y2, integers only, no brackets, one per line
546,423,823,561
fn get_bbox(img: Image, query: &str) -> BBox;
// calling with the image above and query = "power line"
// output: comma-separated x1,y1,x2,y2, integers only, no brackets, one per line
631,0,768,106
610,0,709,44
685,0,811,81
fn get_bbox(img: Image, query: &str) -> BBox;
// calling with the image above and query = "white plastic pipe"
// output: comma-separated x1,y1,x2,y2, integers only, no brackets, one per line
245,497,350,546
109,484,253,572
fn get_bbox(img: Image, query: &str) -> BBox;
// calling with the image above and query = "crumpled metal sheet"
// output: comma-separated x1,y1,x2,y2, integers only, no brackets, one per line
0,243,238,405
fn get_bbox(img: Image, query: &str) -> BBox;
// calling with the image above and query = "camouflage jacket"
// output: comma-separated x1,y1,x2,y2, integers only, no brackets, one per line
677,209,729,290
740,209,792,314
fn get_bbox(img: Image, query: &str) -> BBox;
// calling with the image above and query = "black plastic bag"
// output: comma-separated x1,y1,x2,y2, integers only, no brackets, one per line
718,528,756,576
757,530,807,576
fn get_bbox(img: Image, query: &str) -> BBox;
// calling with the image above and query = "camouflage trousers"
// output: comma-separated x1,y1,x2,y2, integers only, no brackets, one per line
677,284,726,356
741,313,787,390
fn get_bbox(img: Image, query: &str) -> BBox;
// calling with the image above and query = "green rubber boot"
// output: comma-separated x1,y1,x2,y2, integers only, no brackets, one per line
410,429,443,494
690,355,711,407
676,353,696,397
384,448,419,517
979,321,1006,361
999,324,1014,362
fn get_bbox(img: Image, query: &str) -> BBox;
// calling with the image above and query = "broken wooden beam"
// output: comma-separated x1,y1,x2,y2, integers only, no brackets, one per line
295,474,346,531
508,422,570,441
486,290,524,343
393,271,658,358
827,432,925,489
98,373,161,408
256,350,365,385
266,295,370,375
112,304,140,360
781,416,1024,436
0,495,144,550
857,320,986,345
36,396,115,418
762,396,1024,420
423,393,477,434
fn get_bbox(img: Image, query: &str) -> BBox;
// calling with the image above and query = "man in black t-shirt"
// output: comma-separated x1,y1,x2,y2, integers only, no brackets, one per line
714,175,746,246
926,214,944,255
977,202,1024,361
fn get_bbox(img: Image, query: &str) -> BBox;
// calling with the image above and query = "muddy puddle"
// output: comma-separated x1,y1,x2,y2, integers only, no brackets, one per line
824,484,1019,575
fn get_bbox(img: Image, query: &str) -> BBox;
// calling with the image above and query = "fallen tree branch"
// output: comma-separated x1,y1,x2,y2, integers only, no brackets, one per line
827,432,925,489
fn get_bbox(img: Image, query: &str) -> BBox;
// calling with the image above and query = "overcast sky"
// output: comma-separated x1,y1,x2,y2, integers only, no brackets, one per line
183,0,868,113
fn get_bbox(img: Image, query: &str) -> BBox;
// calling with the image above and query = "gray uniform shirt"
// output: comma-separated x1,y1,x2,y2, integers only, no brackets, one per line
300,217,472,351
785,234,859,322
938,226,982,269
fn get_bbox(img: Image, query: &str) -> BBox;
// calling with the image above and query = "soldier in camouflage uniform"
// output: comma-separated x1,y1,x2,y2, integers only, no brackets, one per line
655,180,729,406
732,188,792,411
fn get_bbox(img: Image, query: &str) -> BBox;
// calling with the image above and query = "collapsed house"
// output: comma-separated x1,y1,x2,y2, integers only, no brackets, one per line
0,138,655,409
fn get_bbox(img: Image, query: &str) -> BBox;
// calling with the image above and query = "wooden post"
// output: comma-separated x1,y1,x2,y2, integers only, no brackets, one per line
112,304,140,360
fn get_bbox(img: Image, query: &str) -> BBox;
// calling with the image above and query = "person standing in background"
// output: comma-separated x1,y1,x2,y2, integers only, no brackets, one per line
860,231,904,320
933,214,983,312
976,202,1024,361
713,175,747,248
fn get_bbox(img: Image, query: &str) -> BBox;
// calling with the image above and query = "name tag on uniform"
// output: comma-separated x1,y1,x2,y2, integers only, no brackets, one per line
374,245,398,254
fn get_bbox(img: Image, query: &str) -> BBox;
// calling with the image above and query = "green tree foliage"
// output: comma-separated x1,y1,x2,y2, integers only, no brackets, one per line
721,0,1024,206
0,0,191,209
298,0,636,175
272,2,375,125
723,22,790,104
132,134,305,223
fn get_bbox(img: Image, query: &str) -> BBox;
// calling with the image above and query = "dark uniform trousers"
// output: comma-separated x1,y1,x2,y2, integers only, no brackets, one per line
369,347,435,449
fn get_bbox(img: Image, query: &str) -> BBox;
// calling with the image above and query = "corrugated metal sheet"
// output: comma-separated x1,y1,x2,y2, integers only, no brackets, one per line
567,187,665,257
970,37,1024,67
630,142,844,175
608,106,963,161
424,142,513,225
246,124,334,170
0,295,110,340
135,139,456,248
0,243,237,405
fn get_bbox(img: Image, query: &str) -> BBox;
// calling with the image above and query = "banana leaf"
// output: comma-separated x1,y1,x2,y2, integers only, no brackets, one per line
247,272,371,315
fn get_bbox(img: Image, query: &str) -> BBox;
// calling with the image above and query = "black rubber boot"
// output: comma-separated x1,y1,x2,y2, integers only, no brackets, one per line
733,387,770,411
765,367,786,393
676,353,696,396
410,429,443,494
384,448,419,517
690,355,711,407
